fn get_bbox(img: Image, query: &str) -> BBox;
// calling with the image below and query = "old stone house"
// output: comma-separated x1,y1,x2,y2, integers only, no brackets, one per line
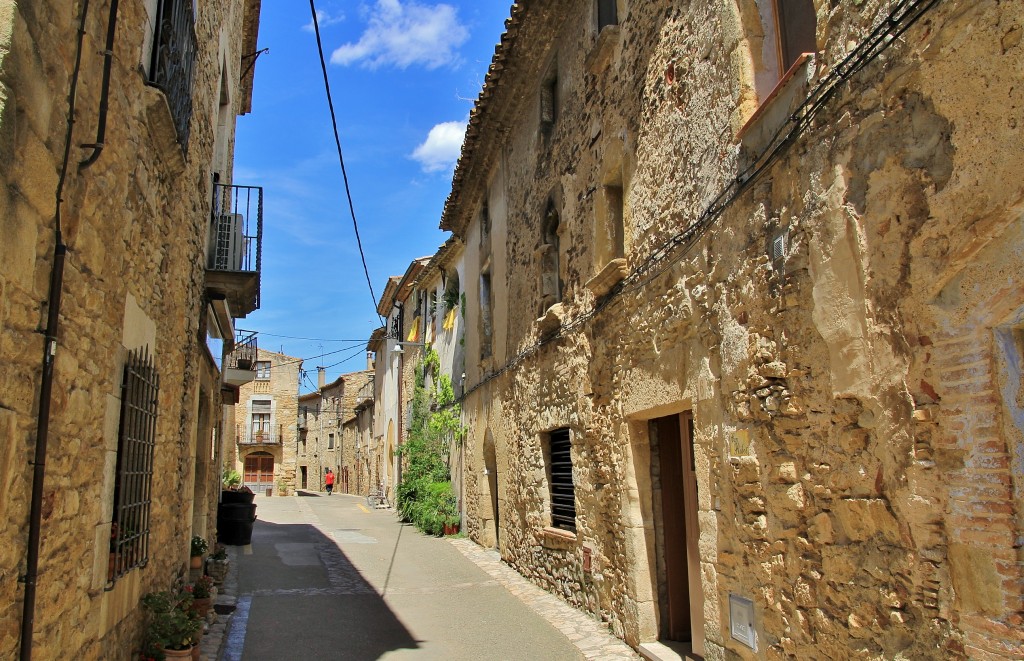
335,369,374,495
345,369,377,496
297,370,343,492
442,1,1024,659
229,348,300,496
0,0,263,657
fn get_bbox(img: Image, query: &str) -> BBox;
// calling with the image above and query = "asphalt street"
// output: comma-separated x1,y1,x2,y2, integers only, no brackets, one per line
226,493,586,660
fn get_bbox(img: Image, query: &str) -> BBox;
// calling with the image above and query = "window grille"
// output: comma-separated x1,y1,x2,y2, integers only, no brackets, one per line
109,347,159,585
148,0,197,150
548,428,576,532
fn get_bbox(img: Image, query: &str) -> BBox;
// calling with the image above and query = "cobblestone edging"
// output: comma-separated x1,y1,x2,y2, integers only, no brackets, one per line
449,538,640,660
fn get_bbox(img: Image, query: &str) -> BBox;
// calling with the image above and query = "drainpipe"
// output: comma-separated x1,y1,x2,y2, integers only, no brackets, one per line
79,0,119,169
21,2,92,659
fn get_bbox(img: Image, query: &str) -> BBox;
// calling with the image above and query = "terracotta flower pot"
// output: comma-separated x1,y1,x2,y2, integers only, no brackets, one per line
192,597,212,618
189,555,203,570
162,647,194,659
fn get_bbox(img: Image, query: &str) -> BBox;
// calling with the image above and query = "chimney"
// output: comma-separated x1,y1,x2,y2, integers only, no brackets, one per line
318,367,326,389
366,351,374,370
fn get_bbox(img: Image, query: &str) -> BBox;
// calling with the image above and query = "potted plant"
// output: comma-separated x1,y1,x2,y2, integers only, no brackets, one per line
187,575,215,618
189,536,208,569
205,544,229,585
221,469,254,504
141,590,201,659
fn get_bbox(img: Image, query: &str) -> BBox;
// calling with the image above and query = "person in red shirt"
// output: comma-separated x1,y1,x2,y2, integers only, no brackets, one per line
325,468,335,495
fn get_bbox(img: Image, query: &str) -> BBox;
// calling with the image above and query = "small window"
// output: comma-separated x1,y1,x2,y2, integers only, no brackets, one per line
255,361,271,380
540,68,558,135
480,202,491,247
539,201,563,314
328,433,335,449
480,270,493,359
109,347,159,584
597,0,617,31
546,428,576,532
774,0,817,73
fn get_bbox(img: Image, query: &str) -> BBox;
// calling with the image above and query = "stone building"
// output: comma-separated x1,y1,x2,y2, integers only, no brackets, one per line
230,349,301,496
0,0,263,657
336,369,374,495
346,369,377,496
443,1,1024,659
297,370,343,493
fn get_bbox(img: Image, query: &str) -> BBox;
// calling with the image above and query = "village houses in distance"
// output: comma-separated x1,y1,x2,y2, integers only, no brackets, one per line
2,0,1023,660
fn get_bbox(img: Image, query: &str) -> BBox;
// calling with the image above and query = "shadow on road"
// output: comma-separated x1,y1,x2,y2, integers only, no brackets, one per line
234,517,421,659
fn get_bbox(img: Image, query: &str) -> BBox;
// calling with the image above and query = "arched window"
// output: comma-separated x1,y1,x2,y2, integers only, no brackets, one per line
539,201,563,314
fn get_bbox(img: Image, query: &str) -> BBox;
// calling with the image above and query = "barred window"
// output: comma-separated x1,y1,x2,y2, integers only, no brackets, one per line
109,347,159,585
547,428,576,532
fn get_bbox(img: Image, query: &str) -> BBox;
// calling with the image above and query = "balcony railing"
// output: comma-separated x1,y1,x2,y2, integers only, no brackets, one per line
149,0,196,150
237,424,282,446
206,183,263,316
226,330,258,370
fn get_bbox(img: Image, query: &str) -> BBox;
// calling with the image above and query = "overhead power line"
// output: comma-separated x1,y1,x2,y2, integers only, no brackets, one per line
308,0,383,325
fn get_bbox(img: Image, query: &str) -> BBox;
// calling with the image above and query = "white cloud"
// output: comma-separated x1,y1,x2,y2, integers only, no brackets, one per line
411,120,466,173
330,0,469,70
303,9,345,32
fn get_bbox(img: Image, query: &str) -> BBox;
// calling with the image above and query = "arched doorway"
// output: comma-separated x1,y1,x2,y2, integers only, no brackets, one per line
483,430,499,549
243,451,274,495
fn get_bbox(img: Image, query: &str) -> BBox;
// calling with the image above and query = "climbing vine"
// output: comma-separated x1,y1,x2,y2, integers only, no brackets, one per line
396,346,466,536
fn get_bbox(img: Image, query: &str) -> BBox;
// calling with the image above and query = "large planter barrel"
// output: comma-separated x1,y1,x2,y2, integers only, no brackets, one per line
221,489,255,505
217,503,257,545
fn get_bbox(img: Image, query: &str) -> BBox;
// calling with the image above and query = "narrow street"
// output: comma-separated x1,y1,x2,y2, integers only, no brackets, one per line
221,494,635,660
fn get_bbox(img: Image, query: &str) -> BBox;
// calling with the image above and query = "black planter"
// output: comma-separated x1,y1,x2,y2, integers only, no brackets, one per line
221,489,256,505
217,503,257,545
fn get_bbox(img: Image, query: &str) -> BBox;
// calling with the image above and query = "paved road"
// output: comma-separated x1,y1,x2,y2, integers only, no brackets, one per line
227,493,586,660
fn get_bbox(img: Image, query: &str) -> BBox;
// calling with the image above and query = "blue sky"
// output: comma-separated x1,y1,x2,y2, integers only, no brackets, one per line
230,1,510,392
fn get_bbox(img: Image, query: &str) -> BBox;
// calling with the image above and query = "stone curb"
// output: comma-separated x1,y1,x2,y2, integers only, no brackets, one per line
449,538,640,660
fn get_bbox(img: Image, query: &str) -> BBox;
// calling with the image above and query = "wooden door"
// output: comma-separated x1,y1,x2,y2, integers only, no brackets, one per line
653,413,705,653
243,454,275,494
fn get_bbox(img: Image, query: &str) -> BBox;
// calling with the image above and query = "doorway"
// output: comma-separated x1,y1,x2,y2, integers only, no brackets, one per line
243,452,275,494
483,431,499,548
651,412,704,654
300,466,308,489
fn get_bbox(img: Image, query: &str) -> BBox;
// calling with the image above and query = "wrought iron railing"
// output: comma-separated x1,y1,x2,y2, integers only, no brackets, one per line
209,183,263,281
226,330,258,371
237,424,282,445
149,0,197,150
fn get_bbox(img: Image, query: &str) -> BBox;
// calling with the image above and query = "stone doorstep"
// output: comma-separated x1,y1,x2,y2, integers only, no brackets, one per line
638,641,702,661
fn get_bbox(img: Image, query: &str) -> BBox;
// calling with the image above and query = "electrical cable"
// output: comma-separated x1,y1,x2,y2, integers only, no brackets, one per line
453,0,941,407
308,0,383,325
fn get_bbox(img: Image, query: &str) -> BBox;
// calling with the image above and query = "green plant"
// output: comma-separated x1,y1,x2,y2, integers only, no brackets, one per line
189,575,214,600
396,348,467,536
142,590,200,652
210,544,227,561
222,469,242,489
443,286,460,313
190,535,208,557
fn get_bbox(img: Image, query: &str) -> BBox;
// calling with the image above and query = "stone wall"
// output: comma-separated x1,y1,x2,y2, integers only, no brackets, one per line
452,1,1024,658
338,371,373,495
0,0,255,657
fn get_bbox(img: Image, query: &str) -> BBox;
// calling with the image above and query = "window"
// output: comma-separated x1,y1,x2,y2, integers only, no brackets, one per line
540,67,558,136
597,0,618,31
251,413,270,440
480,270,493,359
539,201,563,314
773,0,817,74
480,202,491,247
255,361,271,380
148,0,197,149
110,347,159,583
328,433,335,450
546,428,576,532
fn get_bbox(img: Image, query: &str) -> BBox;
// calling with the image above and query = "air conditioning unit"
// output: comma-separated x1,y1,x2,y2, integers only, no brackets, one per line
214,213,245,271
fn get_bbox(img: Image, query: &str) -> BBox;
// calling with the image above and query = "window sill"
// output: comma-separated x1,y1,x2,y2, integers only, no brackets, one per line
536,302,565,336
541,526,577,550
586,25,621,75
736,53,816,151
142,82,186,177
585,258,628,298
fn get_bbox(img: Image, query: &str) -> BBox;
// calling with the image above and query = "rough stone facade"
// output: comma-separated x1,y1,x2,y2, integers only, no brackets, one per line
297,374,343,493
0,0,260,657
231,349,300,495
442,1,1024,659
336,370,374,495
